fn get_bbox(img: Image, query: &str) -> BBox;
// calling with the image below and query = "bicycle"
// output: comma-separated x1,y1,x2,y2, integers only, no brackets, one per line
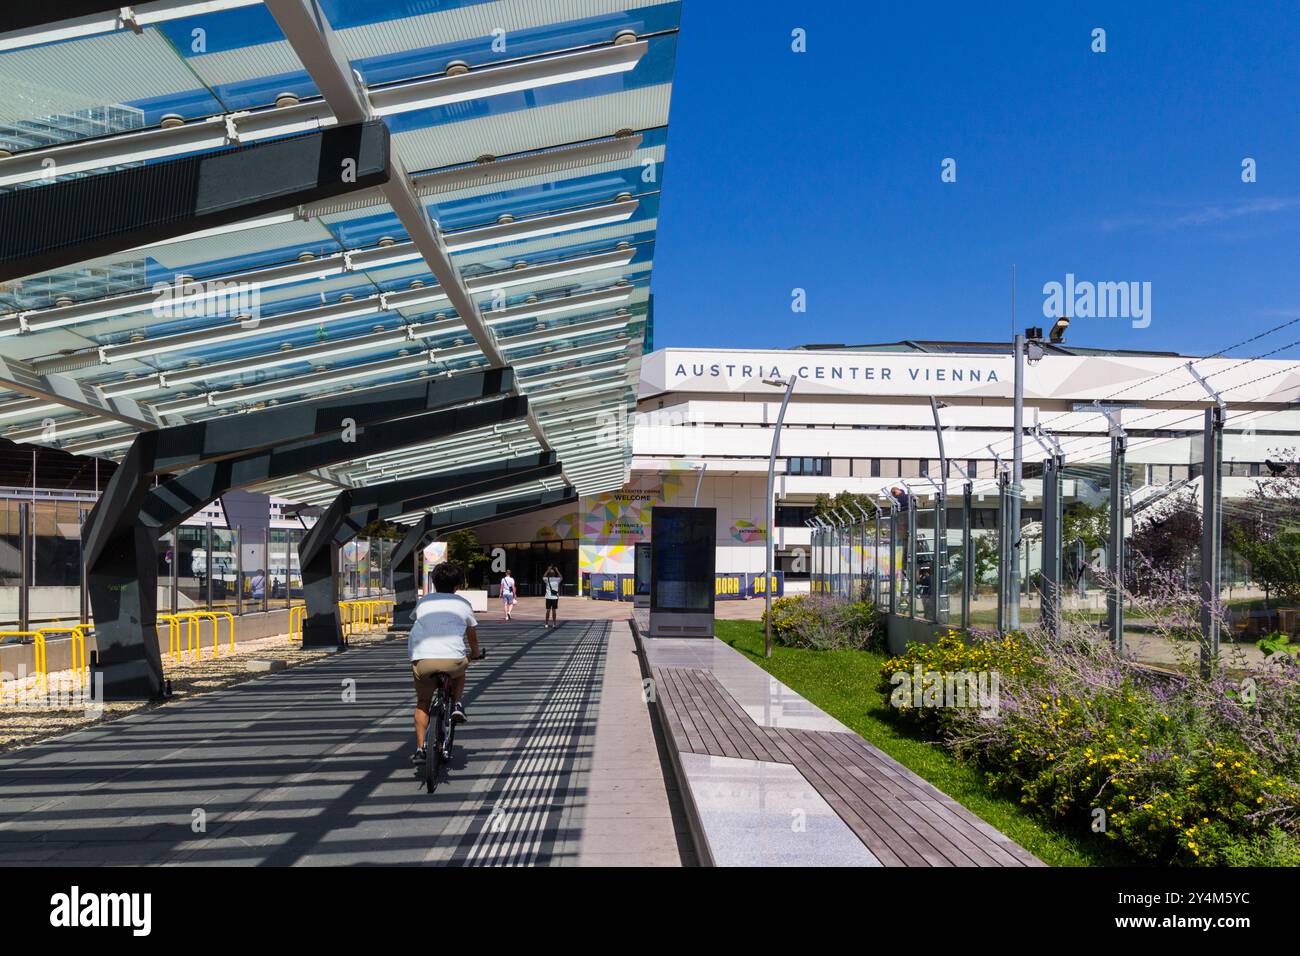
419,649,486,794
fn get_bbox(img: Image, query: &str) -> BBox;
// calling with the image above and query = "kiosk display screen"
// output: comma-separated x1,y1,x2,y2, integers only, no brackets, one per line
650,507,716,613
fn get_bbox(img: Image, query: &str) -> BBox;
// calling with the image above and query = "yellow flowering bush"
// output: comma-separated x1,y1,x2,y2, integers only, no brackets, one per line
877,629,1300,865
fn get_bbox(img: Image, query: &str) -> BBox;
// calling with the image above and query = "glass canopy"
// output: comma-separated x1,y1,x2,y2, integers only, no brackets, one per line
0,0,680,508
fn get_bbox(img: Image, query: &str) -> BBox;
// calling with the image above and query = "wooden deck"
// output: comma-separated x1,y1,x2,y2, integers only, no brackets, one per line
653,665,1044,867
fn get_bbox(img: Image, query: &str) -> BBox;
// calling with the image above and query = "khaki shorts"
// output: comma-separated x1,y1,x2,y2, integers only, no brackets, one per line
412,657,468,709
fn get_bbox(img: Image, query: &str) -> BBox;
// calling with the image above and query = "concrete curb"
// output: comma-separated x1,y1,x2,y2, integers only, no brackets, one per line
629,612,715,867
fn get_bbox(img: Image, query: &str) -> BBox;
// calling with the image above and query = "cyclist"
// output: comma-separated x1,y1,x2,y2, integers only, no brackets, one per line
409,561,480,764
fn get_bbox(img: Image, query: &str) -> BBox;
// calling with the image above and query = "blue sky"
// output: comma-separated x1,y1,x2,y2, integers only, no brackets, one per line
651,0,1300,357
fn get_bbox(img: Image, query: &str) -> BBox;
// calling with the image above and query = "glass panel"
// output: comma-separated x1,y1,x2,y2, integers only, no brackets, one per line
210,528,237,612
176,526,206,610
914,497,935,621
239,528,268,614
1016,469,1042,630
1058,454,1113,638
0,499,21,631
949,497,968,628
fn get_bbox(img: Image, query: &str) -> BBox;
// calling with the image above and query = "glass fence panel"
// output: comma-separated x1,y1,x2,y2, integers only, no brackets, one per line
237,528,268,613
1058,451,1114,639
914,497,935,621
1015,471,1043,630
209,527,237,612
945,500,964,627
0,499,22,631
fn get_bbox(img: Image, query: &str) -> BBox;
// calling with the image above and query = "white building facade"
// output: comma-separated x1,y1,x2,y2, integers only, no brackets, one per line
472,341,1300,594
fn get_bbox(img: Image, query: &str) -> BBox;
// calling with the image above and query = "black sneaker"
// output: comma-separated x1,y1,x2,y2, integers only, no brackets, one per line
410,747,427,764
451,702,467,724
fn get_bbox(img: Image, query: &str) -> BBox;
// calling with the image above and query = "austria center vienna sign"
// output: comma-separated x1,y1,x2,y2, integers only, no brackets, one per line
639,348,1300,405
640,348,1013,398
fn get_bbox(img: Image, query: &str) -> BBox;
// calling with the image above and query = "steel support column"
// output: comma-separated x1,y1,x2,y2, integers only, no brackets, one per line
1108,435,1127,652
961,481,972,631
1041,456,1063,637
997,469,1009,634
1200,407,1225,677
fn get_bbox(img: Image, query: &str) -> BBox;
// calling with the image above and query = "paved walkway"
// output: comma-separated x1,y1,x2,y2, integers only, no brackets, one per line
0,619,687,866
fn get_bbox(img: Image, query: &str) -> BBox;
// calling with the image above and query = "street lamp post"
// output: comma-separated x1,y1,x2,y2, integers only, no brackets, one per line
1010,320,1065,631
1010,333,1025,630
763,374,797,659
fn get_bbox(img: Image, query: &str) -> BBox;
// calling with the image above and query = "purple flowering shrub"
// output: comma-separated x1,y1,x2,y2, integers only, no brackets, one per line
881,621,1300,865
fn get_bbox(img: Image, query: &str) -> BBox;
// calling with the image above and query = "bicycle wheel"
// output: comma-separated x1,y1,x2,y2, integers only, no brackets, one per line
424,702,444,793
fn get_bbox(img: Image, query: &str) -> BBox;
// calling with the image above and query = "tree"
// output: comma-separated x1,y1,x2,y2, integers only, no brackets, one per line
812,491,878,522
1224,446,1300,607
971,534,998,596
443,529,490,586
1128,491,1201,596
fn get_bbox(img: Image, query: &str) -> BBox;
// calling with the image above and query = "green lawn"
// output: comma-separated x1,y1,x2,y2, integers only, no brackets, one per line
713,619,1133,867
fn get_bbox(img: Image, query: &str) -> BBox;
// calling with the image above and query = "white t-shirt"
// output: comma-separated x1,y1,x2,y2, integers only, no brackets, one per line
501,575,516,598
544,575,562,599
408,592,476,661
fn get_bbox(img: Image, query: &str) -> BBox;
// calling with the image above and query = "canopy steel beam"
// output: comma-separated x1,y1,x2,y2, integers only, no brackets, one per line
0,122,390,283
0,354,161,431
81,370,514,699
389,486,578,630
265,0,569,478
299,453,560,645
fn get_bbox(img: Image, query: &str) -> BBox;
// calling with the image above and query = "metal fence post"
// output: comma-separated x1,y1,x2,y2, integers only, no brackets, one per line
1200,407,1224,677
908,497,918,619
78,507,89,626
961,482,972,631
1041,455,1063,637
1108,435,1127,652
934,489,948,624
262,532,270,613
888,505,898,614
234,525,243,616
205,521,214,613
18,503,30,632
170,529,179,615
997,469,1009,634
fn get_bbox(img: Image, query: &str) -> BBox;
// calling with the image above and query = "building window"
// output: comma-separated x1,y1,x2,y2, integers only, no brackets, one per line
775,505,814,527
786,457,831,476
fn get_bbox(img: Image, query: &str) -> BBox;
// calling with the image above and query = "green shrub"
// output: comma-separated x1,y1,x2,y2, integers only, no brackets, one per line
875,629,1300,866
762,595,881,651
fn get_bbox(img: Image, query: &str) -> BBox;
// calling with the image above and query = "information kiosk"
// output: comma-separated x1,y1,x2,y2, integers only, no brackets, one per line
648,506,716,637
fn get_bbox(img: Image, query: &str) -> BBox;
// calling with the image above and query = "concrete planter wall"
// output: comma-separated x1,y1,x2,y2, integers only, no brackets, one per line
884,614,947,656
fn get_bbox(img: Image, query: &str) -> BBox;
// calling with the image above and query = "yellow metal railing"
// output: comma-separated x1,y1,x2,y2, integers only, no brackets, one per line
286,599,391,643
157,611,235,661
0,631,43,699
0,626,94,697
338,599,394,636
